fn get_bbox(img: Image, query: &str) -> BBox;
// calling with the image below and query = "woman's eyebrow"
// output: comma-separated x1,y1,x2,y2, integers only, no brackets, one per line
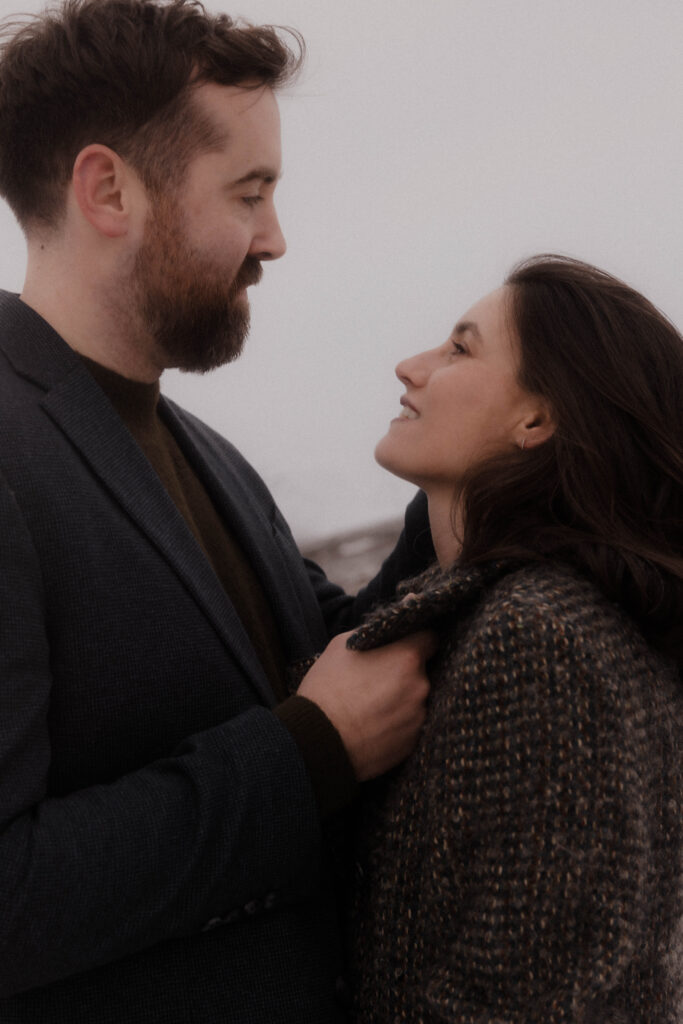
452,320,482,343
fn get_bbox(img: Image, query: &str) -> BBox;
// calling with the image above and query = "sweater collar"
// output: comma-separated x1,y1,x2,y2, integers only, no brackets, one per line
80,355,161,429
348,559,523,652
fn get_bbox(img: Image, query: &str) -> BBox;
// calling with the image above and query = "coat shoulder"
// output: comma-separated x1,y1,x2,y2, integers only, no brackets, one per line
352,559,655,667
472,562,663,672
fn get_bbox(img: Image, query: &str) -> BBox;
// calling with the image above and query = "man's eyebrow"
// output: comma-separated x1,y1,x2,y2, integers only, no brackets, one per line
452,320,482,342
229,167,282,187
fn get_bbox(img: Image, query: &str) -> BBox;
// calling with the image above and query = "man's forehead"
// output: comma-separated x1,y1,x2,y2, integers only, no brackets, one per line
192,79,277,121
188,80,281,168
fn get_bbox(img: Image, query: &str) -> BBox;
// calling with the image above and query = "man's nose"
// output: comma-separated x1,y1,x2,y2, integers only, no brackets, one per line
250,209,286,261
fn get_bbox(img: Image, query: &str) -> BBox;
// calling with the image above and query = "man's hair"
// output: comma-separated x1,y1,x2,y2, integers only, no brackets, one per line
0,0,303,228
458,254,683,661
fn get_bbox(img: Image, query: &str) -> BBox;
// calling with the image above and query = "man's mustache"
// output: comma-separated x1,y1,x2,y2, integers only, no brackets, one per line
231,258,263,292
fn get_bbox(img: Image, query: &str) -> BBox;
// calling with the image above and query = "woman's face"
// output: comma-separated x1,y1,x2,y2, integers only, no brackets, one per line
375,286,546,496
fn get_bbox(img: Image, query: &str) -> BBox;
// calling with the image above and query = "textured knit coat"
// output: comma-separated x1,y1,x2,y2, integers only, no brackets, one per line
347,560,683,1024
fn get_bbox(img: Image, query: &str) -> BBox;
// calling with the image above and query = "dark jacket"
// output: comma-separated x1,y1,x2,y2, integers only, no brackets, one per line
0,290,431,1023
348,560,683,1024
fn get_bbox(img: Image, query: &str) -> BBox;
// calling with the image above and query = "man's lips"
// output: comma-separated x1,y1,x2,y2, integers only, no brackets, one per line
233,261,263,292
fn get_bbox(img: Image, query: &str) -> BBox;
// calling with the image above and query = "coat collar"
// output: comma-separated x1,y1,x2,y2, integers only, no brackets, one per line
347,559,522,652
0,290,278,705
0,290,85,388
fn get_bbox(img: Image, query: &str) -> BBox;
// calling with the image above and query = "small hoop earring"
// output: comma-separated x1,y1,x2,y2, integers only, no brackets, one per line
520,437,526,450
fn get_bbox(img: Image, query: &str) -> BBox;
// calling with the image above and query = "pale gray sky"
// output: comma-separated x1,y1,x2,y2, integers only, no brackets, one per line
1,0,681,542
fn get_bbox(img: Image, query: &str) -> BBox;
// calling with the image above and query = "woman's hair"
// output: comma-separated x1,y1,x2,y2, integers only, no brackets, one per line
458,254,683,660
0,0,304,228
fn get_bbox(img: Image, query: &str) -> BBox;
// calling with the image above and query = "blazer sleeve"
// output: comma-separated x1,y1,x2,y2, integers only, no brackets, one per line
305,489,435,636
0,477,322,998
423,596,655,1023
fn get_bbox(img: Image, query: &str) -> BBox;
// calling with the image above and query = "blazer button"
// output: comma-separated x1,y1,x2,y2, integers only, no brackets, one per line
335,975,351,1007
244,900,259,915
201,917,222,933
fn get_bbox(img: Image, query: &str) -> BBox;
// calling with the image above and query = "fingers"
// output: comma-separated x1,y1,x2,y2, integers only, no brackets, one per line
403,629,439,661
296,626,437,782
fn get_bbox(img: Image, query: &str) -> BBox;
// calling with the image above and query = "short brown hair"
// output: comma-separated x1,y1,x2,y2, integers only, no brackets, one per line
458,255,683,660
0,0,303,228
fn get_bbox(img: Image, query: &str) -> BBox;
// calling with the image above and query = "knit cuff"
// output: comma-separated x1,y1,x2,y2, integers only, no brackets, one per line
274,695,358,819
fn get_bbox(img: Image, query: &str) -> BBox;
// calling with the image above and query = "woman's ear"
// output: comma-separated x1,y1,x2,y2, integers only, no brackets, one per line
518,398,556,450
71,144,141,238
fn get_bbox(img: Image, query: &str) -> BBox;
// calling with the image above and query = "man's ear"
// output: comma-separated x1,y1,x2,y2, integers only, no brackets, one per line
518,397,556,450
72,144,142,238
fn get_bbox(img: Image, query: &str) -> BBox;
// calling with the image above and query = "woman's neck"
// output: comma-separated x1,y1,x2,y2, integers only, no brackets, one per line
426,489,463,569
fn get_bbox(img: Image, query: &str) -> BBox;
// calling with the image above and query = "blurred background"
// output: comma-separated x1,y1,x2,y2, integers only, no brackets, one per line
0,0,681,578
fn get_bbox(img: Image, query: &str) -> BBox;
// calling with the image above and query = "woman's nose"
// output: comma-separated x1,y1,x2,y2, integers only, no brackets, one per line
395,349,435,387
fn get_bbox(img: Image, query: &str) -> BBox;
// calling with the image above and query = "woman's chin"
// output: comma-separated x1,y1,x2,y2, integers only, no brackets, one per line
374,434,418,486
374,432,395,470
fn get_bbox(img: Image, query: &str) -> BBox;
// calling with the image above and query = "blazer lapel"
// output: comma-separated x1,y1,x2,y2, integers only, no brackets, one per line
160,398,318,660
0,291,275,704
39,369,275,704
0,290,285,703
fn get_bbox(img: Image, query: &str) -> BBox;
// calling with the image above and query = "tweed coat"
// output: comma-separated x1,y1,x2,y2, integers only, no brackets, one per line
347,560,683,1024
0,290,433,1023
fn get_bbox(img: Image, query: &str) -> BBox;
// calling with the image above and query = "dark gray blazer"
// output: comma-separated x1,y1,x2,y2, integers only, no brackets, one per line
0,291,432,1023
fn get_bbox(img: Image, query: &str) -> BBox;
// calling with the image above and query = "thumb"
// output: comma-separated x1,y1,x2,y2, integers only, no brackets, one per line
402,629,439,660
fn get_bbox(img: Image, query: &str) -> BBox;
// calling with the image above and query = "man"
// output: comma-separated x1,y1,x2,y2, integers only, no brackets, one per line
0,1,434,1021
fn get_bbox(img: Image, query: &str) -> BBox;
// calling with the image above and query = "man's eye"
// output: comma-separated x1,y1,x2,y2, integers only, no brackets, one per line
450,341,467,356
242,195,263,207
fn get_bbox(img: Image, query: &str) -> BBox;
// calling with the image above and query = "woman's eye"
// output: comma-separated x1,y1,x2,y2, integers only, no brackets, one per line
450,341,467,356
242,195,263,207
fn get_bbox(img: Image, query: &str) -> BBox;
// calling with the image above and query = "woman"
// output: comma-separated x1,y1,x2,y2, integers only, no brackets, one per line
347,256,683,1023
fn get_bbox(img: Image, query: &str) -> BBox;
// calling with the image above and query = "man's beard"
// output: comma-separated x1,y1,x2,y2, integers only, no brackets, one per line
132,196,262,374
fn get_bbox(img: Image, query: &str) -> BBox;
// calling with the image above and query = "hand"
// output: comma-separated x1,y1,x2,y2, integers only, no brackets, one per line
297,630,436,781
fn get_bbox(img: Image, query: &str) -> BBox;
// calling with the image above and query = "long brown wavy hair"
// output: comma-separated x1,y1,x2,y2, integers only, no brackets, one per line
458,255,683,661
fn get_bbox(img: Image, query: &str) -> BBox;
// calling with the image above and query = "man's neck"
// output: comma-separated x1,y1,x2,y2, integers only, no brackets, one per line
21,257,163,384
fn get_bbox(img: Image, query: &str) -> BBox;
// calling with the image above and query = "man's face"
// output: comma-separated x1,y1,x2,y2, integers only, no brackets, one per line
133,82,285,373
